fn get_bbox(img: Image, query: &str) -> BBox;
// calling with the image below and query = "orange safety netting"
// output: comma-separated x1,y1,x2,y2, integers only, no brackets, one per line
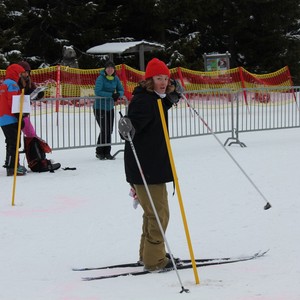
0,65,293,100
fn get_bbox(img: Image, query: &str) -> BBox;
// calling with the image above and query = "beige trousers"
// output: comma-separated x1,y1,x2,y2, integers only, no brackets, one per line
134,183,169,271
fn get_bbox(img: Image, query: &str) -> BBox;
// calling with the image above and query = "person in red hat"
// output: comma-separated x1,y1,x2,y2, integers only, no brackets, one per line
118,58,181,272
0,64,28,176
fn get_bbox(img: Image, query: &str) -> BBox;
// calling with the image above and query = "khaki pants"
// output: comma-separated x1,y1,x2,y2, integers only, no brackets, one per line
134,183,169,271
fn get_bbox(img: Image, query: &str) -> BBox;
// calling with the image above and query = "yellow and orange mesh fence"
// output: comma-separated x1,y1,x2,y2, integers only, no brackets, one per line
0,64,293,100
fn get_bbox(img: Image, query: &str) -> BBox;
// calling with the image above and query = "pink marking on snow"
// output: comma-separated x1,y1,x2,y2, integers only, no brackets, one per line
0,197,85,217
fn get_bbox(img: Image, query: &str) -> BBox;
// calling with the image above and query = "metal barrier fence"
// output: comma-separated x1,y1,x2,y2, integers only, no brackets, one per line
225,86,300,147
28,87,300,152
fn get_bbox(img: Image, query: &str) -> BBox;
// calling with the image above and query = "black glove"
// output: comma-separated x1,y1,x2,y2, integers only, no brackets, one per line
112,92,120,101
167,91,181,104
170,79,184,94
167,79,184,104
118,116,135,141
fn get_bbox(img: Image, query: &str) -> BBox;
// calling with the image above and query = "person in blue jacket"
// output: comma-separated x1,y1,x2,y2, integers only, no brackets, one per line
94,61,124,160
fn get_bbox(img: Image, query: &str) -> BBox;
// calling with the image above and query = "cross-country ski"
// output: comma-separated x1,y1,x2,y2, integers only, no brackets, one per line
79,250,268,281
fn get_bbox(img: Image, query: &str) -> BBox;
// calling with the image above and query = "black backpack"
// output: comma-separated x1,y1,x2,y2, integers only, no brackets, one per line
24,137,60,172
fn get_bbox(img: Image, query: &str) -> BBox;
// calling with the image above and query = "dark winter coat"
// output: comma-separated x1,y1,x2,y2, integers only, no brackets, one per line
124,86,174,184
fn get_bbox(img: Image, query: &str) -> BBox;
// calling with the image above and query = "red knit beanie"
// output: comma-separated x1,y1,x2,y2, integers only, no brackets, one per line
145,58,170,79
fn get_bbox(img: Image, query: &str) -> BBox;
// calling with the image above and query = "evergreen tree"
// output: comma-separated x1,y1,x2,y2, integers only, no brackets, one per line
0,0,299,83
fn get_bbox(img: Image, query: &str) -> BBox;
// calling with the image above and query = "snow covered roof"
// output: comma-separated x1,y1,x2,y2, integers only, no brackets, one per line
86,40,165,70
86,40,164,54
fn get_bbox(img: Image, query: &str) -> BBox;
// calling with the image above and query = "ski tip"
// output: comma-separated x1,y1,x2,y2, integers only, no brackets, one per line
255,249,270,258
82,277,95,281
260,249,270,256
73,267,90,271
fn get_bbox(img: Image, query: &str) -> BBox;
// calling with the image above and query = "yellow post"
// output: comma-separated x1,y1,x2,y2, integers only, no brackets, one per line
11,89,25,206
157,99,200,284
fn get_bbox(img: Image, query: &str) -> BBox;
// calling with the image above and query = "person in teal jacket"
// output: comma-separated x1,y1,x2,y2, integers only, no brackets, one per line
93,61,124,160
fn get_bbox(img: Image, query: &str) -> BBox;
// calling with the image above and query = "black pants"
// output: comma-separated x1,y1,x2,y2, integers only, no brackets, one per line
1,123,20,169
93,108,114,155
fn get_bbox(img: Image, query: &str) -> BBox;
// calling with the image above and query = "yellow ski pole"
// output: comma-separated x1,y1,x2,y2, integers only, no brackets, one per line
157,99,200,284
12,89,25,206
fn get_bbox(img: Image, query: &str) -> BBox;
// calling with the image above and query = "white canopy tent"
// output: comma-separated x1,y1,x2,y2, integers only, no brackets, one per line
86,40,164,71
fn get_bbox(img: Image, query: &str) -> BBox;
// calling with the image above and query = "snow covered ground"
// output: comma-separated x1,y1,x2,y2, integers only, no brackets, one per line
0,127,300,300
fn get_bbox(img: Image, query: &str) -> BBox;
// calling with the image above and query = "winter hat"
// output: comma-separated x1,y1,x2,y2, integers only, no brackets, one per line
105,60,115,69
18,61,31,72
5,64,25,82
145,58,170,79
